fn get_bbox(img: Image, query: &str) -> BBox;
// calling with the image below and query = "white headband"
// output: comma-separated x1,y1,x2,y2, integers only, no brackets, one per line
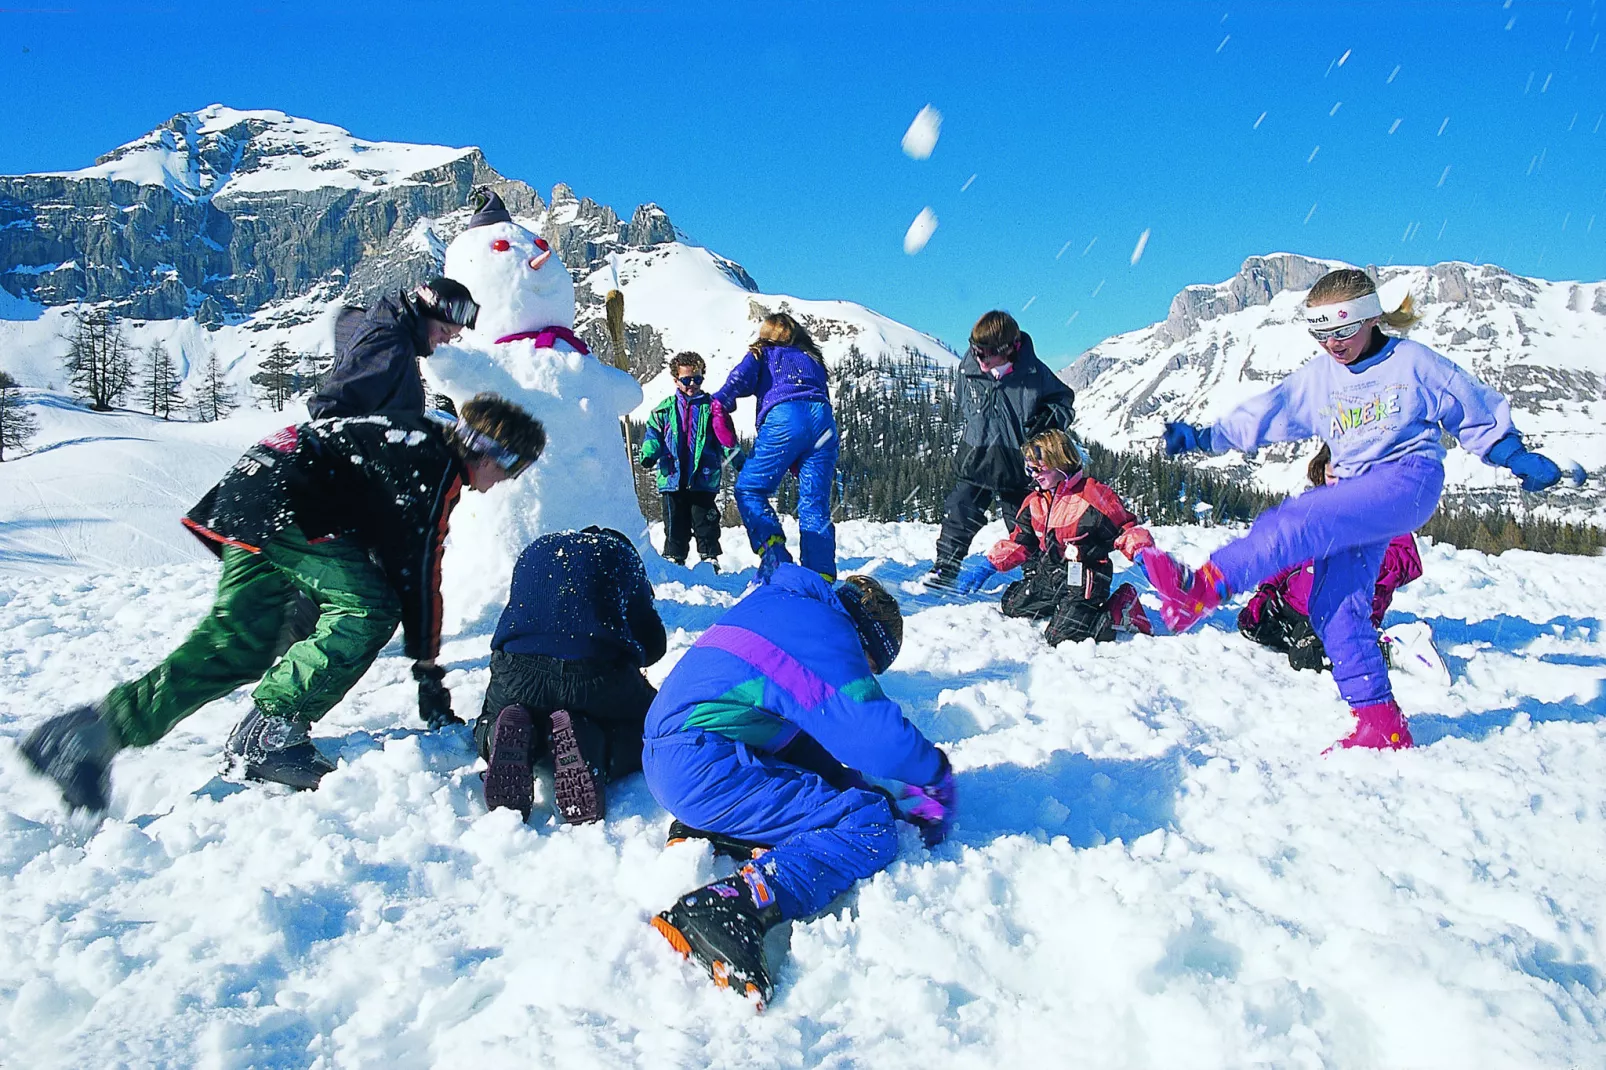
1303,292,1383,328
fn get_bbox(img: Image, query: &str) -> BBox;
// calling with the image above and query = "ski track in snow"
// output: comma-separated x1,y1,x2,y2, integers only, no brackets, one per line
1,521,1604,1068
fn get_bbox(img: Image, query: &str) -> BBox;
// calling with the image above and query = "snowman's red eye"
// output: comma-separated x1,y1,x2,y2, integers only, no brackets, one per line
534,238,550,252
490,238,511,252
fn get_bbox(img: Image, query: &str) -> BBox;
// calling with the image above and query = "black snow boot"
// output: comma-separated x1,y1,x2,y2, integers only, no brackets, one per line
19,704,123,813
665,818,772,860
224,707,334,790
482,703,535,820
651,862,785,1009
549,709,603,824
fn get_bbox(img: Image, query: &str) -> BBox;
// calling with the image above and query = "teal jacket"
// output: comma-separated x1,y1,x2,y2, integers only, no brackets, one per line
638,391,734,493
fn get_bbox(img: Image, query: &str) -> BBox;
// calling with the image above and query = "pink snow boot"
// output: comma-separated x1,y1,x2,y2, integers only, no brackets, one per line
1329,700,1415,752
1139,548,1227,633
1106,583,1154,636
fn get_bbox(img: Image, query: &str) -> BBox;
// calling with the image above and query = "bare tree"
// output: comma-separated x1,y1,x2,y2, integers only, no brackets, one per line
0,371,39,461
190,352,238,423
63,308,135,411
140,341,184,420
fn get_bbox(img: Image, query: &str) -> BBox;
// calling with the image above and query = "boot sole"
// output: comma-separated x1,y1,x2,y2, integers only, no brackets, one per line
484,704,535,820
550,710,602,824
649,914,766,1010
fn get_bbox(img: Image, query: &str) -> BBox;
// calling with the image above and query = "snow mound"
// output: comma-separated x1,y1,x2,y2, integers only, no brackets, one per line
1,520,1604,1067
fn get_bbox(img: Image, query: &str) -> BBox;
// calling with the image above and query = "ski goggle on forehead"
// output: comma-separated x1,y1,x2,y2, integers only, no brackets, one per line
455,420,534,478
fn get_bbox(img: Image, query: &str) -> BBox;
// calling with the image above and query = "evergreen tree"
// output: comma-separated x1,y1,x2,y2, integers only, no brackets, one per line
190,352,238,423
139,341,184,420
0,371,39,461
250,342,298,411
63,307,134,411
294,351,336,396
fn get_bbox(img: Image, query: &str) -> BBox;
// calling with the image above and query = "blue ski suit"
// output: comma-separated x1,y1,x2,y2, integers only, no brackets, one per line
643,565,944,919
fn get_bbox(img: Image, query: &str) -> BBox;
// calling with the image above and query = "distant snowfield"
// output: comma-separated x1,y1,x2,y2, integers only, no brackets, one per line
2,496,1604,1066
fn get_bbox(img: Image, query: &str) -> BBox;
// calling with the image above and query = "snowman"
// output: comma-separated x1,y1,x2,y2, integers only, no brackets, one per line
425,188,648,631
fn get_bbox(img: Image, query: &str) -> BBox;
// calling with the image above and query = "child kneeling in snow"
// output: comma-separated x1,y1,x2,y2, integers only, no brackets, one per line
1238,444,1423,672
955,429,1154,644
643,566,953,1008
478,527,666,824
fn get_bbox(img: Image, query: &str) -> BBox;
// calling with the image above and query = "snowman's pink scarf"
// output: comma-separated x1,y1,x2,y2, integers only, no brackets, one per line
494,325,590,355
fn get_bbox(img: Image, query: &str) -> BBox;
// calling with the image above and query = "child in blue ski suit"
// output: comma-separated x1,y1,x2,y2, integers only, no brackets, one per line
1144,268,1570,751
710,313,839,580
644,566,954,1006
638,351,735,569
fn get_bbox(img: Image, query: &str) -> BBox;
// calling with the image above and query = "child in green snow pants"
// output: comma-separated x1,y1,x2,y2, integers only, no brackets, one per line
100,527,401,748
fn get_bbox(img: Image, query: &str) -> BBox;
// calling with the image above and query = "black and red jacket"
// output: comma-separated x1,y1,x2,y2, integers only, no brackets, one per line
986,471,1153,576
183,413,464,661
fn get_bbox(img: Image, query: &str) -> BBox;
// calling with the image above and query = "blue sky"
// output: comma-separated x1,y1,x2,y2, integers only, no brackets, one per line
0,1,1601,366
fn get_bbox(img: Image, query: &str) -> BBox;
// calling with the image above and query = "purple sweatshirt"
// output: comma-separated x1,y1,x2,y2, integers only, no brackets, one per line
711,344,831,430
1208,337,1516,478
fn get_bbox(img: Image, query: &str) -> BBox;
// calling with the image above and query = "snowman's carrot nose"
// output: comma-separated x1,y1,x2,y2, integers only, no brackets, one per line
528,251,552,271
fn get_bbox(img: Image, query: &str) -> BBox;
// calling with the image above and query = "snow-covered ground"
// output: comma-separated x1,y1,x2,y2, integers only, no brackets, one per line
1,510,1603,1068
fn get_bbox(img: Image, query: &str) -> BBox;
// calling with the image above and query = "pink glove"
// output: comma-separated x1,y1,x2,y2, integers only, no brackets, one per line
710,399,737,449
899,750,956,847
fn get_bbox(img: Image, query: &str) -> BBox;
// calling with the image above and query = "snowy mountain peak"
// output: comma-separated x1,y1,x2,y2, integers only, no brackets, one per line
36,105,476,200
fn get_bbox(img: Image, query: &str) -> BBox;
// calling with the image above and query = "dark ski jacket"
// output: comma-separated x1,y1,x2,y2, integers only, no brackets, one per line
491,529,668,668
307,292,433,420
182,413,465,661
638,391,734,494
952,332,1076,493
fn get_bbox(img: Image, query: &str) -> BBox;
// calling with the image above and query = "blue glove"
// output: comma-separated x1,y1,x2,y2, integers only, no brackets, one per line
1163,422,1212,456
1487,433,1563,492
755,537,793,584
956,559,995,594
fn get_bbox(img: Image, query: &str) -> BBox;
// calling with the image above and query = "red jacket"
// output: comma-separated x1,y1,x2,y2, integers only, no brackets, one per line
1238,533,1423,631
986,472,1154,573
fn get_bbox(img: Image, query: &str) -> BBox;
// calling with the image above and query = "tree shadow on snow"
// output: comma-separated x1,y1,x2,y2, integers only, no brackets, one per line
1409,688,1606,746
950,747,1185,849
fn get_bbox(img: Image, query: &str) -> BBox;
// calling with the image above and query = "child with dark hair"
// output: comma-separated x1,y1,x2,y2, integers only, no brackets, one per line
928,310,1076,589
709,312,839,580
1238,444,1424,672
20,395,545,812
958,429,1154,643
639,351,734,570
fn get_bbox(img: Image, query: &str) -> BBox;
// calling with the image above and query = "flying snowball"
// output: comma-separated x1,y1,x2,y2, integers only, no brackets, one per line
903,207,938,254
1130,228,1151,265
901,105,942,159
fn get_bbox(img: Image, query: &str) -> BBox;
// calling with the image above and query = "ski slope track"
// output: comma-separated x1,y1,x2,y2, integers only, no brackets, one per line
1,510,1603,1068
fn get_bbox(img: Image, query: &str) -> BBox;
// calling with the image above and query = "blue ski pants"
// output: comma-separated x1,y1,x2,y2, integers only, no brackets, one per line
642,729,900,920
1212,455,1443,707
736,400,839,578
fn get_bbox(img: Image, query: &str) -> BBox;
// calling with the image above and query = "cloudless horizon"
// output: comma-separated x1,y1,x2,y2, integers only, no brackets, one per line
1,1,1602,366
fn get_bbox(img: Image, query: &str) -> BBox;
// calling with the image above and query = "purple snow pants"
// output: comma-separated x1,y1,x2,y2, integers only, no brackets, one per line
1212,455,1444,707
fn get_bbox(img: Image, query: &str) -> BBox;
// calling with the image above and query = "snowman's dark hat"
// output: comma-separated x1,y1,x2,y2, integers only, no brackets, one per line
466,186,514,228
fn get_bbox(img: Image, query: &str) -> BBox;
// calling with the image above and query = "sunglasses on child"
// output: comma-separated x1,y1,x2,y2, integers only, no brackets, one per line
1309,321,1368,343
457,422,535,478
677,375,704,386
969,340,1019,362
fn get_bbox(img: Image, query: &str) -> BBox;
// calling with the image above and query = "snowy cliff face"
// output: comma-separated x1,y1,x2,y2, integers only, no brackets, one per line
1066,253,1606,520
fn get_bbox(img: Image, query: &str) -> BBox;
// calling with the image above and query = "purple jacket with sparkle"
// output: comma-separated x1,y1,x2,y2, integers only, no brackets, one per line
1207,337,1517,478
711,344,831,430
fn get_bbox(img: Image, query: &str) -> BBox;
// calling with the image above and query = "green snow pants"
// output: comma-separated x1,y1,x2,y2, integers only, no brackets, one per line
102,527,402,748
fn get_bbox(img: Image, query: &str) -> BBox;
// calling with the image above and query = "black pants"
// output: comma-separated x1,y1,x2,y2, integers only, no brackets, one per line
934,480,1027,576
1000,561,1116,645
1239,597,1329,672
662,489,722,564
477,651,657,781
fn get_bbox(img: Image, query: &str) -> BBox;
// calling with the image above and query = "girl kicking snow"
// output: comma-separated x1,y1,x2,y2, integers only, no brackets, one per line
1142,268,1568,751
